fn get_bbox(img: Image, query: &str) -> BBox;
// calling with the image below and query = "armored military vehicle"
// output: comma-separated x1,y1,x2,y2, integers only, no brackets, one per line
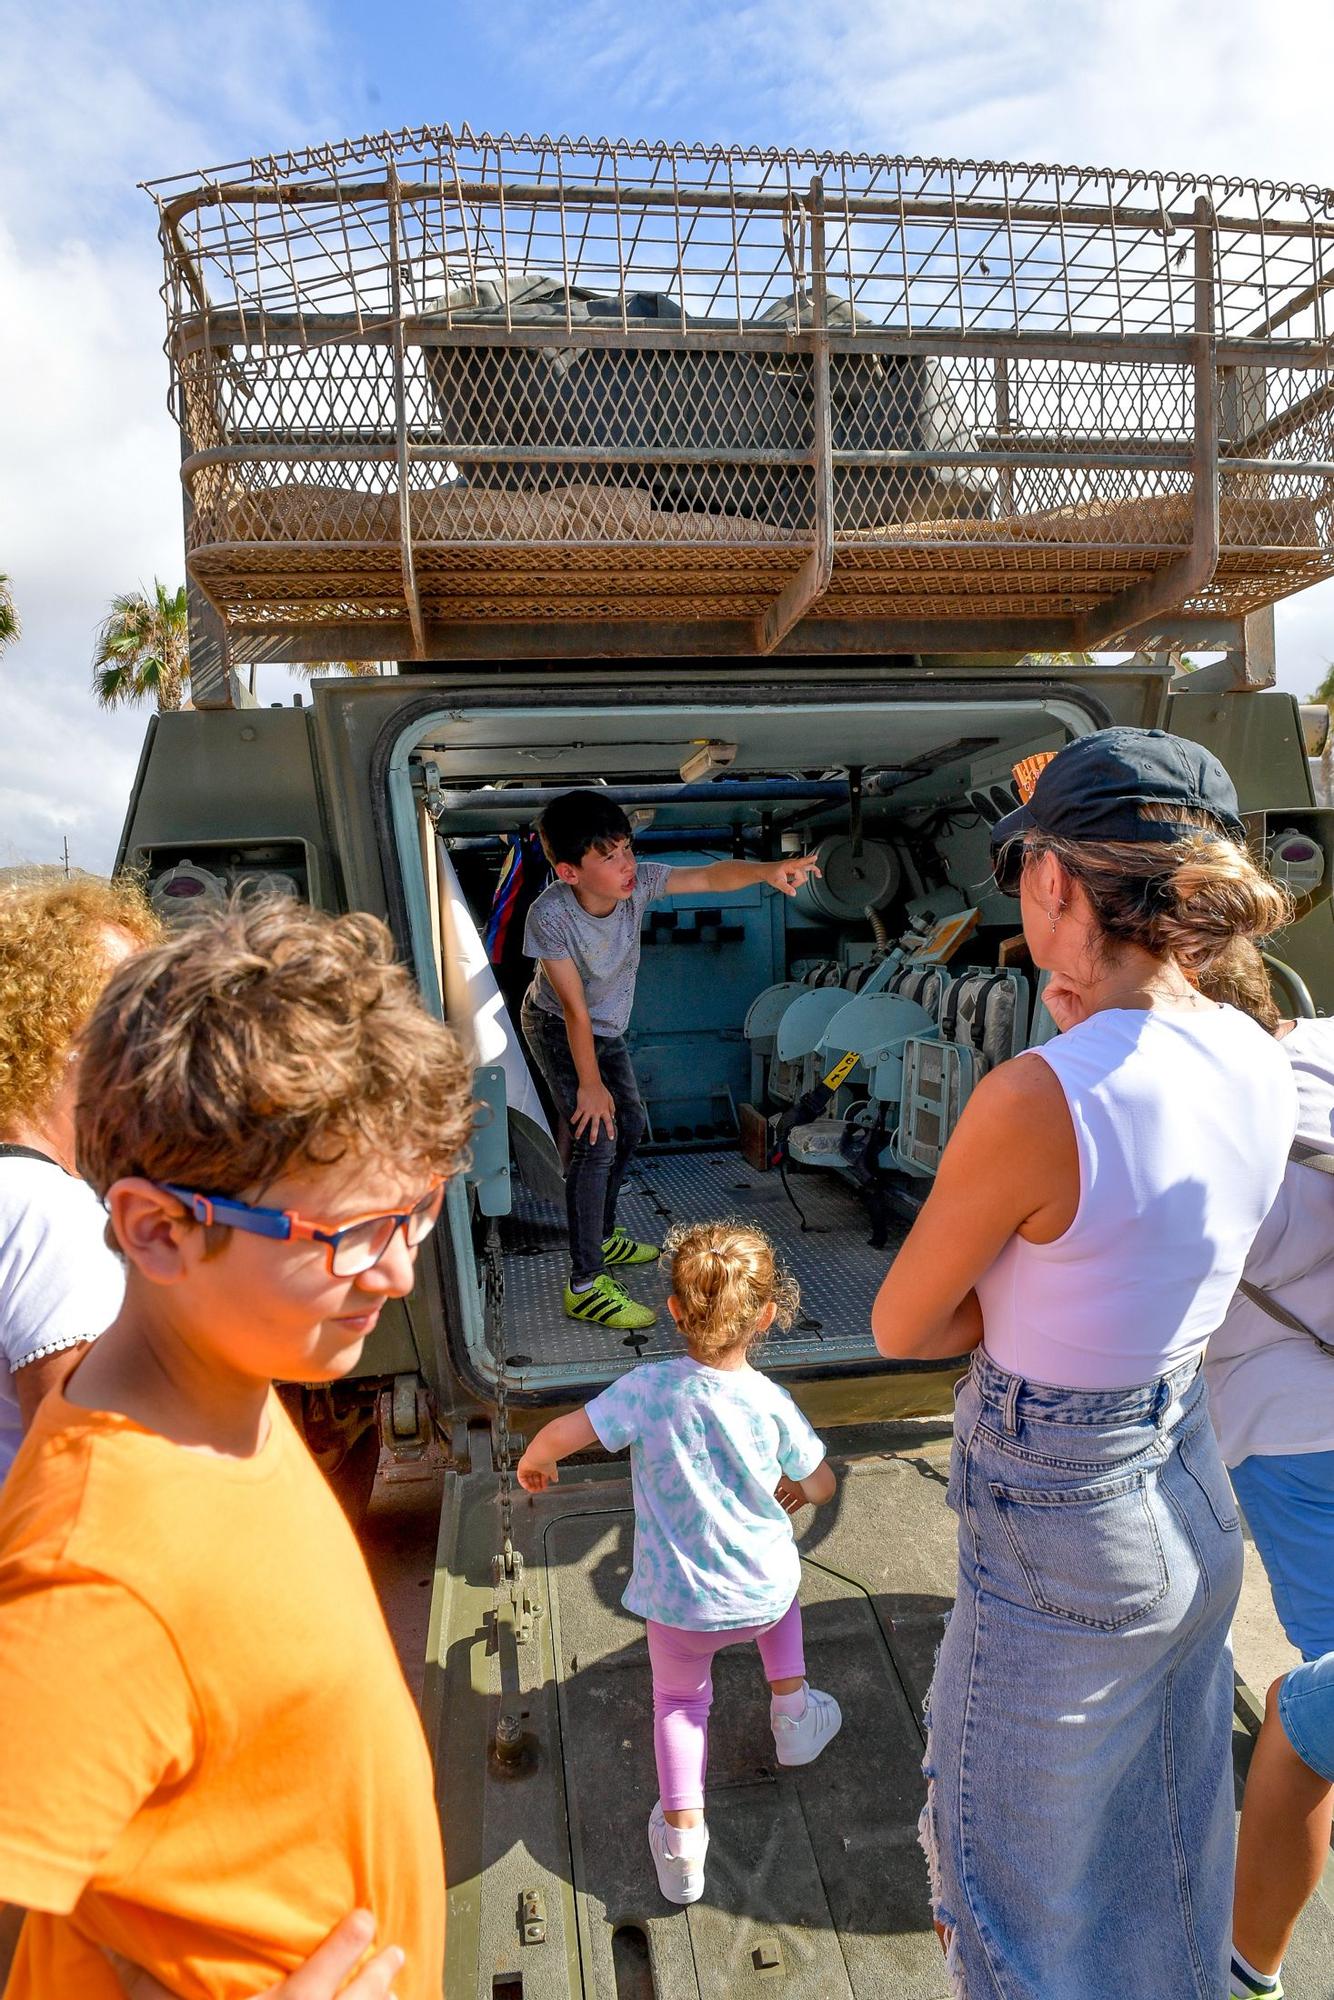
123,128,1334,1994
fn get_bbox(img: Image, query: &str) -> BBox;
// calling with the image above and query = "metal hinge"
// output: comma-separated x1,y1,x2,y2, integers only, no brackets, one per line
519,1888,547,1946
422,761,443,822
489,1552,541,1647
377,1373,431,1461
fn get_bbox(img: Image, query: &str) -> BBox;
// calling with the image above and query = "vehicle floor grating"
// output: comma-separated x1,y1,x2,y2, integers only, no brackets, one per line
495,1146,910,1383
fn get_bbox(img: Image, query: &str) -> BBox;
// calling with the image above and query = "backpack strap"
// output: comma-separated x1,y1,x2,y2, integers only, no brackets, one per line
1235,1278,1334,1358
1238,1134,1334,1355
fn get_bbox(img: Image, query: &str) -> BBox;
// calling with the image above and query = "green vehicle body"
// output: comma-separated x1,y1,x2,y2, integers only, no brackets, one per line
123,130,1334,1994
116,654,1334,1410
114,657,1334,1997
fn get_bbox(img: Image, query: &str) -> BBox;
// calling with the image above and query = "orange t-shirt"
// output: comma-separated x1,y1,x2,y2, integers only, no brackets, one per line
0,1379,444,1999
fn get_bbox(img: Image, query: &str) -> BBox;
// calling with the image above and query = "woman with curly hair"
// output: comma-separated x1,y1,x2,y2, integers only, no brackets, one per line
872,728,1298,2000
0,872,158,1476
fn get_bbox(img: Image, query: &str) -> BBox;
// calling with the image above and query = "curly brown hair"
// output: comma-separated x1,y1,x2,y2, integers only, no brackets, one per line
0,871,160,1129
1192,937,1282,1033
76,897,474,1202
1022,804,1291,979
666,1220,799,1362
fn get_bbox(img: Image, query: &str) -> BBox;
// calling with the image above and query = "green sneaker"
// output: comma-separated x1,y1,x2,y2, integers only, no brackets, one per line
601,1225,661,1269
564,1274,656,1331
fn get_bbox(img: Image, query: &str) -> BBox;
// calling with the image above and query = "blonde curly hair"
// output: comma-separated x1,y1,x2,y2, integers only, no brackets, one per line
666,1221,799,1362
0,871,160,1129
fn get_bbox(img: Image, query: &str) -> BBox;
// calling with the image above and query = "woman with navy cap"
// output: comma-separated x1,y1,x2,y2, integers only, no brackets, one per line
872,727,1297,2000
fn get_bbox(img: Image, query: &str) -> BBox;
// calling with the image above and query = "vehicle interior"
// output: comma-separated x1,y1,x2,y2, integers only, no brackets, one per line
405,683,1085,1403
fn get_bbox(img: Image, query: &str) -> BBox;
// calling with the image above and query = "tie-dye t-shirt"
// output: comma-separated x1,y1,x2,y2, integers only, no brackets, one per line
585,1356,826,1630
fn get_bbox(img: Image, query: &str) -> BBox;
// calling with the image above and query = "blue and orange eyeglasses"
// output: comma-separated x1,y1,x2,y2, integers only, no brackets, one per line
158,1181,445,1278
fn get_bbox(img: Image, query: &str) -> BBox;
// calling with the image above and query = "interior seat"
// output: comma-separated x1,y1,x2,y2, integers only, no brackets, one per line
895,968,1031,1176
887,963,953,1020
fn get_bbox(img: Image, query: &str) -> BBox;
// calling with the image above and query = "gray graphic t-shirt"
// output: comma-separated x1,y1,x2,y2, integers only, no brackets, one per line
523,860,675,1037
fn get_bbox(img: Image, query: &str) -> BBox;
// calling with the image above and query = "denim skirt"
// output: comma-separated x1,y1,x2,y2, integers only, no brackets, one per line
922,1348,1243,2000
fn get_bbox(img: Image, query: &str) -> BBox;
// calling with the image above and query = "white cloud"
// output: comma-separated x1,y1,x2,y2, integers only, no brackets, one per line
0,0,338,239
0,0,346,871
491,0,1334,702
496,0,1334,188
1,0,1330,879
1274,594,1333,704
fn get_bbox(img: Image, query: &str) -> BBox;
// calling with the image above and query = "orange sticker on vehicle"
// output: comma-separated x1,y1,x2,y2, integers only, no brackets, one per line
1012,751,1057,803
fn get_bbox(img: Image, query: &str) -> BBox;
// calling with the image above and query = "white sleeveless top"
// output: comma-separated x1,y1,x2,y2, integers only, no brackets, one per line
976,1005,1297,1390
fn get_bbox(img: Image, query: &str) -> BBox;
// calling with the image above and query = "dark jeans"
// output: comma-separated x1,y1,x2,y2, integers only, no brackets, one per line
521,999,649,1285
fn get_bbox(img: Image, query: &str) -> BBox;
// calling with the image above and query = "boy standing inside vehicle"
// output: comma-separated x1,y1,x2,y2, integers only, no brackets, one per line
0,900,471,2000
521,789,819,1331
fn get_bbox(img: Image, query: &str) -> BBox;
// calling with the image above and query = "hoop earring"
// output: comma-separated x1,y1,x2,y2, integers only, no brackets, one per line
1047,901,1065,934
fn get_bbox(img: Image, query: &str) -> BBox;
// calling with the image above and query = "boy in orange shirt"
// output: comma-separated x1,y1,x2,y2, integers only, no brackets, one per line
0,900,472,1999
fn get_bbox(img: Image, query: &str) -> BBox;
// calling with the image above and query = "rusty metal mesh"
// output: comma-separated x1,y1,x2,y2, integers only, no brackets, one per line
144,128,1334,653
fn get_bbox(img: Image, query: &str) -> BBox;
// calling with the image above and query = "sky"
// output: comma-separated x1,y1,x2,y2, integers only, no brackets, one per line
1,0,1332,872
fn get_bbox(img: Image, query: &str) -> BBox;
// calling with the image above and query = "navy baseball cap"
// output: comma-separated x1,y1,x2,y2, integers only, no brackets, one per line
990,727,1246,895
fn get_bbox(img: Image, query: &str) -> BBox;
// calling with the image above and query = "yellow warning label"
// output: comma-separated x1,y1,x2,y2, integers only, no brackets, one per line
822,1050,860,1092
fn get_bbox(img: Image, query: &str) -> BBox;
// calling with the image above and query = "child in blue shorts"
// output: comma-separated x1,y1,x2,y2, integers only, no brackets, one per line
515,1221,841,1904
1200,957,1334,2000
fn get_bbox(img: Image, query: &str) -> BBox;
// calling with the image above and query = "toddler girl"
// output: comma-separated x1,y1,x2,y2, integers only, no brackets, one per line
515,1221,840,1905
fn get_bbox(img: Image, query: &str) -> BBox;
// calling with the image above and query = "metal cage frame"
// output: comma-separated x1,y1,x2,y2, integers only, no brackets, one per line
143,126,1334,689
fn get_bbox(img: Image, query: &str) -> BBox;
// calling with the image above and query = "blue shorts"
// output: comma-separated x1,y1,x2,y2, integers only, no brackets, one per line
1230,1448,1334,1784
1278,1655,1334,1784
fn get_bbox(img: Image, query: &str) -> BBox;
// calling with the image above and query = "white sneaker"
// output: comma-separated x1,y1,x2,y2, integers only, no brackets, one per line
647,1799,708,1904
771,1683,842,1767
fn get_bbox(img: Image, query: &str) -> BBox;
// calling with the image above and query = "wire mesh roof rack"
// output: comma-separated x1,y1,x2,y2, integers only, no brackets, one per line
143,125,1334,673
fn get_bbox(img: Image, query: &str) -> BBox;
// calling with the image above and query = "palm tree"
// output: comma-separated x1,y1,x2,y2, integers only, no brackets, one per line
92,581,189,711
0,574,18,655
240,658,386,697
93,583,391,709
285,659,386,683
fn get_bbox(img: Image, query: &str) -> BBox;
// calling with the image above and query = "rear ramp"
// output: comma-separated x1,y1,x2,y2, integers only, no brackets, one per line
429,1438,960,2000
425,1436,1334,2000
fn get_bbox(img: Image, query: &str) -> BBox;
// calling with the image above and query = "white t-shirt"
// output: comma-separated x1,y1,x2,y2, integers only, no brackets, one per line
1205,1017,1334,1468
977,1005,1297,1390
0,1152,124,1480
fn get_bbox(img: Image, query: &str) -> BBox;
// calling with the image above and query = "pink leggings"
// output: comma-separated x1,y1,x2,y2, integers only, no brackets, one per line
645,1597,805,1811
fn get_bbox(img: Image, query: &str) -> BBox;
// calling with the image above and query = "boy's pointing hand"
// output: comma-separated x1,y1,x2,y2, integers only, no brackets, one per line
763,854,822,897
